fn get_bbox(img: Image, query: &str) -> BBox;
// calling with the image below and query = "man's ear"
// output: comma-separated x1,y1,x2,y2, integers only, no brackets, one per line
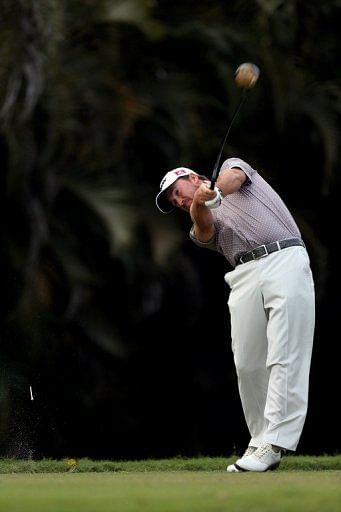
189,173,200,183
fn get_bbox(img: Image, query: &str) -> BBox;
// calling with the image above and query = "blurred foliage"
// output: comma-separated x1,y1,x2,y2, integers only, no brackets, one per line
0,0,341,458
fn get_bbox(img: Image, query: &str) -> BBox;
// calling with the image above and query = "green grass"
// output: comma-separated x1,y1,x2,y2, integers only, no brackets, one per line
0,457,340,512
1,455,341,473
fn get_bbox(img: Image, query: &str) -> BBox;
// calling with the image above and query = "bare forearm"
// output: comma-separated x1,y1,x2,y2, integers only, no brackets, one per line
216,167,246,196
191,203,215,241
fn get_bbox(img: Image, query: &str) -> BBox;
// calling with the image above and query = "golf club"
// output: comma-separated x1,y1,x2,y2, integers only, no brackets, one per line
210,90,248,190
210,62,260,190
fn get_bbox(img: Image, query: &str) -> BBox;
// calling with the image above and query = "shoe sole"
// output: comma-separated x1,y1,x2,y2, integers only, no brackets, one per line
234,461,280,472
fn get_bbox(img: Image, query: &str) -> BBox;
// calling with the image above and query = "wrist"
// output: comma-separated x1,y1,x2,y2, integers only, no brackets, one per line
205,187,223,209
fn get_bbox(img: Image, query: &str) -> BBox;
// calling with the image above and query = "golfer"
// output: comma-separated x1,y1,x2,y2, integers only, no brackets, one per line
155,157,315,472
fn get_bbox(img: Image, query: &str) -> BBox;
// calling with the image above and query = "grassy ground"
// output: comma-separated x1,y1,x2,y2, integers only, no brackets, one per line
1,455,341,473
0,457,340,512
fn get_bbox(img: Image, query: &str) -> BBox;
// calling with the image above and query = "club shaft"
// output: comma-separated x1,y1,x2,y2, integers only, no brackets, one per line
210,90,248,189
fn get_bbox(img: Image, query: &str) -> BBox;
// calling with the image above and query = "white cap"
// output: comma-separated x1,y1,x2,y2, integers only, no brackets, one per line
155,167,199,213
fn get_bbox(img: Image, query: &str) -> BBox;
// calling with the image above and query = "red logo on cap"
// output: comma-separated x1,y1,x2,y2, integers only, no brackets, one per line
160,169,188,189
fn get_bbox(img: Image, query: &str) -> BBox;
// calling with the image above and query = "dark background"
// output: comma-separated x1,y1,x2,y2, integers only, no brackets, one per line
0,0,340,460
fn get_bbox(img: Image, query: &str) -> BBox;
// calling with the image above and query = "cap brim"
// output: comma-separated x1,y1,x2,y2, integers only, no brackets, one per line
155,189,174,214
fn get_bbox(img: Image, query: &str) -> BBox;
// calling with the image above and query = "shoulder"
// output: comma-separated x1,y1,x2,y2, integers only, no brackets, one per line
220,157,257,183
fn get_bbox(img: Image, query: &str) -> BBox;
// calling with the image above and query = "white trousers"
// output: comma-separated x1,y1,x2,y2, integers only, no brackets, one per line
224,246,315,451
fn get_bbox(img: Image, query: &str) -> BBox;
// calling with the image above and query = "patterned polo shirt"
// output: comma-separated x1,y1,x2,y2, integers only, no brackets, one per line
189,157,301,267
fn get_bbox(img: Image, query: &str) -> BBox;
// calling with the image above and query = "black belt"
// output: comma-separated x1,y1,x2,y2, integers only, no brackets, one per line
238,238,305,265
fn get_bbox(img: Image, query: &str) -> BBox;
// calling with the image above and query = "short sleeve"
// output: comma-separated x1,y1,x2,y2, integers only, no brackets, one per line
220,157,256,184
189,226,218,251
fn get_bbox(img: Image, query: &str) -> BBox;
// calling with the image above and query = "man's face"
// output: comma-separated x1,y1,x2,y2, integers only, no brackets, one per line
166,175,200,212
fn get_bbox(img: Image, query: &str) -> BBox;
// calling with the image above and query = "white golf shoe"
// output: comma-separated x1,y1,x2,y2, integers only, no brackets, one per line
235,443,281,472
226,446,257,473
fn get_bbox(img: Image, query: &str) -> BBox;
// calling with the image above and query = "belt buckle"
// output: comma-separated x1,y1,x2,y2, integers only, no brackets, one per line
252,244,268,260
